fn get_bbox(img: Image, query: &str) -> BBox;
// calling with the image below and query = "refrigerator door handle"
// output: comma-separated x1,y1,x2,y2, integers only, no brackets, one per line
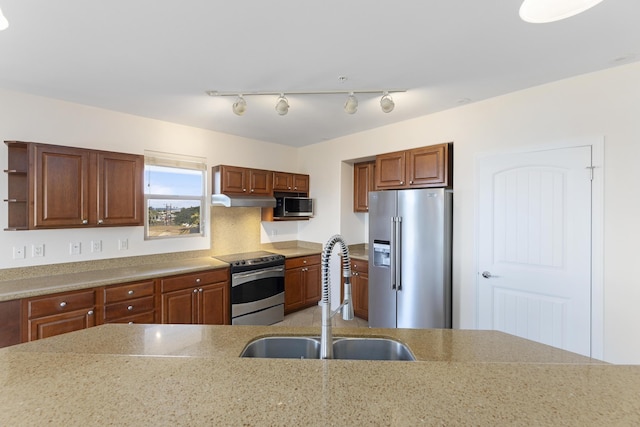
390,217,397,290
396,216,402,291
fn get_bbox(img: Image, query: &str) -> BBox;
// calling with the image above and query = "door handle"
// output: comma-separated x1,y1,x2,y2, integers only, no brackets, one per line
481,271,492,279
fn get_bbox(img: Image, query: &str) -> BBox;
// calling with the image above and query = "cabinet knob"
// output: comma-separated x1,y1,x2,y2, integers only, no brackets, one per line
250,189,254,193
59,301,67,307
409,180,413,185
128,322,134,325
128,290,134,295
195,278,201,283
87,310,94,316
400,181,404,185
193,289,198,293
288,186,291,190
127,305,134,311
303,260,307,264
199,288,203,292
242,188,247,192
294,187,297,190
97,219,104,224
82,219,88,224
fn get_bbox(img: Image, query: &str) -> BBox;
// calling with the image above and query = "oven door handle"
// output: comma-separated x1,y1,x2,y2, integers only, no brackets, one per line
232,266,285,287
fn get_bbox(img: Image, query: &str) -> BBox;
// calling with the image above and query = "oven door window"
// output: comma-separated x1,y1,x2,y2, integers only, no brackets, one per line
232,267,285,305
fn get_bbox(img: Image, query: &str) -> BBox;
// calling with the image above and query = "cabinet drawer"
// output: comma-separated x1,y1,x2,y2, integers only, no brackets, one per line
26,289,96,318
105,311,156,324
285,254,321,269
104,296,155,321
351,260,368,273
104,280,154,303
160,269,229,293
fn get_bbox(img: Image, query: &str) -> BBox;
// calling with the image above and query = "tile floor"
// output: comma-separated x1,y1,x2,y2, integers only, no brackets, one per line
272,305,369,328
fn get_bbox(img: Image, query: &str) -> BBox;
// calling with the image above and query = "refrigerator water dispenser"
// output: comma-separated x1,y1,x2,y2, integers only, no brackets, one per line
373,241,391,267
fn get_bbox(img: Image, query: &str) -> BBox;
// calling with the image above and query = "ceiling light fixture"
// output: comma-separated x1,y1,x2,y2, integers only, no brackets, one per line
232,95,247,116
206,89,406,116
344,92,358,114
380,92,395,113
0,7,9,31
519,0,605,23
275,94,289,116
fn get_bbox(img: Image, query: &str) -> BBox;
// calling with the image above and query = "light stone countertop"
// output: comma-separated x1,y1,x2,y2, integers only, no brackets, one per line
0,257,230,301
1,324,638,426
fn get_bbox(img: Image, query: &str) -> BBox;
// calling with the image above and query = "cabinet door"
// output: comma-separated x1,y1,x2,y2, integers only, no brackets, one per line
303,264,321,305
273,172,293,191
353,271,369,320
284,268,305,313
407,144,449,187
162,288,198,324
292,174,309,193
199,282,230,325
375,151,407,189
219,165,248,194
32,144,90,228
28,308,96,341
0,300,21,348
353,161,375,212
249,169,273,195
97,151,144,226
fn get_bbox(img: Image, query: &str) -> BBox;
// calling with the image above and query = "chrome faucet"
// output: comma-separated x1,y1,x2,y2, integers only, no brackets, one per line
320,234,354,359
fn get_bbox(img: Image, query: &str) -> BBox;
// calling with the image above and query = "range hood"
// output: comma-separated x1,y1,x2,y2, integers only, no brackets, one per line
211,194,276,208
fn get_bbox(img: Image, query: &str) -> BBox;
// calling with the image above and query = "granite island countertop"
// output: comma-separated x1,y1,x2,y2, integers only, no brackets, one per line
1,324,638,426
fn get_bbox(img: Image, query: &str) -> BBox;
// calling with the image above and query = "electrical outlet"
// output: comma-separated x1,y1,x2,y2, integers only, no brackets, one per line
91,240,102,253
118,238,128,250
32,244,45,257
69,242,81,255
13,246,25,259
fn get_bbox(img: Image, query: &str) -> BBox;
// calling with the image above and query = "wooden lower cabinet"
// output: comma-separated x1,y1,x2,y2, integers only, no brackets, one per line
0,300,22,347
284,255,321,314
351,260,369,320
22,288,97,342
160,268,230,325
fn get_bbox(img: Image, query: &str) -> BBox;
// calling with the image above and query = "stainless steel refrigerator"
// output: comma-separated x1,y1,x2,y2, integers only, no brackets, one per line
368,188,452,329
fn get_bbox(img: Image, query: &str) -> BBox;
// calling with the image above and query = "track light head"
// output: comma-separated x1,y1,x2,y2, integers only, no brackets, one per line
344,93,358,114
275,94,289,116
0,7,9,31
519,0,604,23
232,95,247,116
380,92,395,113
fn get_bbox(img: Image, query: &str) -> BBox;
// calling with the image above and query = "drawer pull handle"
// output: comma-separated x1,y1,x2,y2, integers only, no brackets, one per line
199,288,203,292
128,322,134,325
128,290,134,295
193,289,198,293
127,305,134,311
59,301,67,307
87,310,94,316
196,278,201,283
82,219,88,224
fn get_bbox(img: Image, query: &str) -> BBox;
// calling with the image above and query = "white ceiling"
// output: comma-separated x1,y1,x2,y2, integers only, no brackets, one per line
0,1,638,147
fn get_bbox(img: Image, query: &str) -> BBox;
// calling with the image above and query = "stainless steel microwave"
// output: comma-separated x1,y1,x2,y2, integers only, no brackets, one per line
274,196,313,217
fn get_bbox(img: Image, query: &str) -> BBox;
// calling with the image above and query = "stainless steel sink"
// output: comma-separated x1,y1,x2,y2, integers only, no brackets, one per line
240,336,320,359
332,338,416,361
240,336,415,361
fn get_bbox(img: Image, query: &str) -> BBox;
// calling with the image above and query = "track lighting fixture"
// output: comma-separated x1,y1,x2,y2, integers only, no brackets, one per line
275,94,289,116
344,93,358,114
232,95,247,116
380,92,395,113
519,0,605,23
206,89,405,116
0,7,9,31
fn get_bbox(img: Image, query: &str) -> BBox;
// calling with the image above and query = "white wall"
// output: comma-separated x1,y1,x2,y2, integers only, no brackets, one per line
0,88,298,269
300,61,640,364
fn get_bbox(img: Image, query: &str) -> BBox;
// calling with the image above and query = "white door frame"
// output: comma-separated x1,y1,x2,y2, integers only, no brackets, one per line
474,136,604,359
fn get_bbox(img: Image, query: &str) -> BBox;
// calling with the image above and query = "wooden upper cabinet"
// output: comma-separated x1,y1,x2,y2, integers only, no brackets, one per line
215,165,273,195
32,144,91,228
353,161,375,212
375,143,452,190
4,141,143,230
375,150,406,189
97,151,144,226
407,144,450,188
273,172,309,193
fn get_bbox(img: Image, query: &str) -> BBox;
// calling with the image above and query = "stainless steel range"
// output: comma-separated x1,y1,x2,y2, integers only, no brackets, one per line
214,251,285,325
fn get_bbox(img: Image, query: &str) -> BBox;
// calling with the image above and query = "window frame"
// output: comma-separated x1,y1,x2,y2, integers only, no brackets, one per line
143,151,207,240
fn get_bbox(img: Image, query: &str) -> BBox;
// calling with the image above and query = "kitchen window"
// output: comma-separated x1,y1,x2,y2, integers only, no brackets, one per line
144,151,206,239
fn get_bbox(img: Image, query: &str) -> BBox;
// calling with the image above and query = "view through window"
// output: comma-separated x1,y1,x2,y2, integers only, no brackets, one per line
144,152,206,239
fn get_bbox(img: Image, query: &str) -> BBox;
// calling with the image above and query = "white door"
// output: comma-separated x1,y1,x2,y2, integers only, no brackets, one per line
477,145,592,356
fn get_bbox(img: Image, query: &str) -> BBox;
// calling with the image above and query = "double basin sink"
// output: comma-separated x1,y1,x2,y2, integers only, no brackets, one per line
240,336,416,361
